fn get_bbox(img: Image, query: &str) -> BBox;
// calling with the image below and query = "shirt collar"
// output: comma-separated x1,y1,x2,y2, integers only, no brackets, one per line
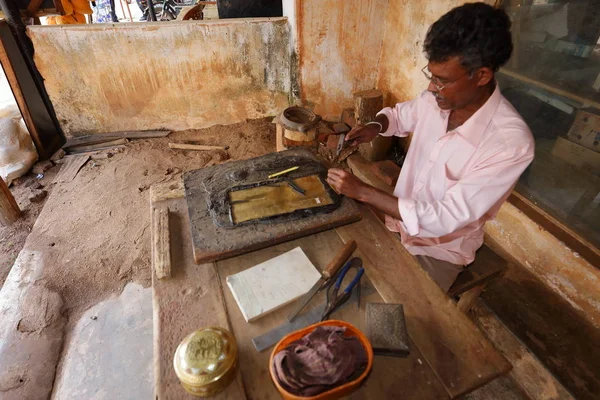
452,84,502,148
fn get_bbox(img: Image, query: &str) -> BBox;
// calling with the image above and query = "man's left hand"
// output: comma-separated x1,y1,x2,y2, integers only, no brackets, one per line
326,169,368,201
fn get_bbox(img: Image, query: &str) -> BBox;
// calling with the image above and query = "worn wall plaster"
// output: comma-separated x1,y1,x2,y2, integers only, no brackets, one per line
28,18,291,136
287,0,388,117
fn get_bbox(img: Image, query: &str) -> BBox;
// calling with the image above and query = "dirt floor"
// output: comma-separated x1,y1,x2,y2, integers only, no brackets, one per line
1,118,277,323
0,169,58,288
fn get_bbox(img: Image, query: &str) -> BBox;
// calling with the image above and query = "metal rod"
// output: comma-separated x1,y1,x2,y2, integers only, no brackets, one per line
123,0,134,21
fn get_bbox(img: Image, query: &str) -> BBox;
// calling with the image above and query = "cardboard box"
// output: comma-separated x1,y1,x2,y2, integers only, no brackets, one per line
567,108,600,153
552,136,600,176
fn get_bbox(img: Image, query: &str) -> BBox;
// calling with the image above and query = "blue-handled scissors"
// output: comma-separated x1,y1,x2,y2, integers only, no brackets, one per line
320,257,365,321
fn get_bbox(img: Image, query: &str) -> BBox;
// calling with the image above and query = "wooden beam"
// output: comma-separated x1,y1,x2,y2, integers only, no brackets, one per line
0,177,20,226
507,190,600,270
499,68,600,109
26,0,44,16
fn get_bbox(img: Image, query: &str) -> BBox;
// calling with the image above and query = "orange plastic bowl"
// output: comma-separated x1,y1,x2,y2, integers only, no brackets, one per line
269,320,373,400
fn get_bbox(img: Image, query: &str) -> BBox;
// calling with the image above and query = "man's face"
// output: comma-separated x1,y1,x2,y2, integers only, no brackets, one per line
426,56,481,111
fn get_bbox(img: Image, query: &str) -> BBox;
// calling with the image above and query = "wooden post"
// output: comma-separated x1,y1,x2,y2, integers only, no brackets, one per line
0,177,20,226
354,89,391,161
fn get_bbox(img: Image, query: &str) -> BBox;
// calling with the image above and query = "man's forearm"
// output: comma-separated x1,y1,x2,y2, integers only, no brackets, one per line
356,185,402,220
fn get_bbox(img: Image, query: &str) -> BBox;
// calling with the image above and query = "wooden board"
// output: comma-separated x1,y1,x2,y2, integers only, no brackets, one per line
152,198,246,400
215,229,448,400
184,149,362,264
53,155,90,183
226,247,321,322
335,206,512,398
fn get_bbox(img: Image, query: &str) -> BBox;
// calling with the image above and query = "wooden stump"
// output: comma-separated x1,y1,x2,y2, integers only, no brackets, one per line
354,89,391,162
0,177,20,226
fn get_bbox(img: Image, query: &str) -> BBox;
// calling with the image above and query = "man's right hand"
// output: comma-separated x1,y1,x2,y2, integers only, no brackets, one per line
346,124,380,145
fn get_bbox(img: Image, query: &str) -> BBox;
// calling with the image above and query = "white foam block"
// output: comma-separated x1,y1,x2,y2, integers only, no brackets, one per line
226,247,321,322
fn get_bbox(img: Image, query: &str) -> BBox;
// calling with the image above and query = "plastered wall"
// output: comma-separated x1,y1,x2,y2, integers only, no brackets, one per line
28,19,291,136
284,0,388,117
376,0,483,105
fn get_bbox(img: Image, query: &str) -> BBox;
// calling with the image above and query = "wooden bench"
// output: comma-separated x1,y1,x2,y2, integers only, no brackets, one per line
448,245,508,313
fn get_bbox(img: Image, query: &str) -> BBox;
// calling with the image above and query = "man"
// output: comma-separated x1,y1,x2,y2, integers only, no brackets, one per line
326,3,534,292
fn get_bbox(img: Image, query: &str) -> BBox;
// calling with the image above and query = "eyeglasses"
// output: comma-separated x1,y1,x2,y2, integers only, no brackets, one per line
421,66,472,91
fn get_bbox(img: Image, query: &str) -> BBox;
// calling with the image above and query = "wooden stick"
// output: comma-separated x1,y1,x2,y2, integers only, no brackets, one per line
152,207,171,280
168,143,229,151
0,177,20,226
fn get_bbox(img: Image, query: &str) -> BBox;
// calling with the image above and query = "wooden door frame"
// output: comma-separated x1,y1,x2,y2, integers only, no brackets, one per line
0,20,64,160
508,191,600,268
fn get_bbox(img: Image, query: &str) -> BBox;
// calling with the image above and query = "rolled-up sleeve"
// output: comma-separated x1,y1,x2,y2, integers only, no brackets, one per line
376,91,426,137
397,144,534,238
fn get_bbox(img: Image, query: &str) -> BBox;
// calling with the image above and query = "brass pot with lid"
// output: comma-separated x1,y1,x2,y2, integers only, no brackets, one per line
173,327,238,397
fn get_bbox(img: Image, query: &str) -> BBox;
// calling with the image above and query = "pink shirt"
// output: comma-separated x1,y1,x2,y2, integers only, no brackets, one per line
377,86,534,265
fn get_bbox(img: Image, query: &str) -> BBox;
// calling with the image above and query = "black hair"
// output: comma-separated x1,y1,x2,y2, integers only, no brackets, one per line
424,2,513,72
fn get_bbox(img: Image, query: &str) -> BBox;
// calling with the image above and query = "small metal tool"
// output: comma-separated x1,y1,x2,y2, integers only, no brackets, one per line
336,133,346,156
251,282,374,352
287,240,357,322
321,258,364,321
285,179,306,196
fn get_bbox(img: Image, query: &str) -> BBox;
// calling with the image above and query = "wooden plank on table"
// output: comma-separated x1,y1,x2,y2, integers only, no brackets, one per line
152,198,246,400
53,155,90,183
215,229,448,400
335,205,512,398
152,207,171,280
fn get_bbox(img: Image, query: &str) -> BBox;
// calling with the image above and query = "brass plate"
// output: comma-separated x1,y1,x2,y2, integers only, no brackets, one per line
230,175,334,224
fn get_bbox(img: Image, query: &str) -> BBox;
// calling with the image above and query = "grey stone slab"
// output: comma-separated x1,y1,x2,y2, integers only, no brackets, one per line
52,283,153,400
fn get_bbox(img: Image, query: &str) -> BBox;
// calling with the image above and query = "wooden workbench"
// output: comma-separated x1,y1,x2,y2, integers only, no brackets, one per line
152,192,510,399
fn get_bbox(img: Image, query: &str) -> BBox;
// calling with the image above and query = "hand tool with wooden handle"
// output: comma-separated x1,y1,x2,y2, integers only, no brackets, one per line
287,240,357,322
